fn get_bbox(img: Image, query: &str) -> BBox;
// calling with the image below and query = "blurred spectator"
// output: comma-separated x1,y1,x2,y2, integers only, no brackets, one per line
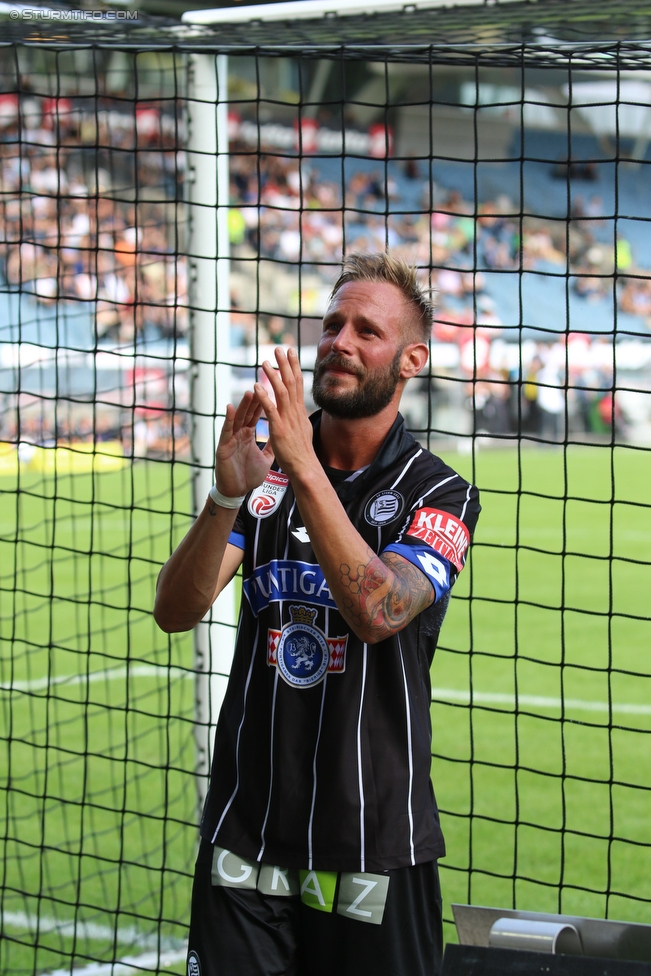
0,99,188,346
537,355,566,441
619,275,651,321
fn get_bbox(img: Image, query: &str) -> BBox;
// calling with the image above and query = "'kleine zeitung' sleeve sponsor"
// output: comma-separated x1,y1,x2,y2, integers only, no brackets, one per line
405,508,470,573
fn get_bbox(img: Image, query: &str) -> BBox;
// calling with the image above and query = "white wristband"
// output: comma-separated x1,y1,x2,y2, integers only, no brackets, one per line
208,484,245,510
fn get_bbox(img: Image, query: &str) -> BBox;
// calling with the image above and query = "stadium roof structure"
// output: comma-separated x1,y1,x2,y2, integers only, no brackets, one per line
2,0,651,61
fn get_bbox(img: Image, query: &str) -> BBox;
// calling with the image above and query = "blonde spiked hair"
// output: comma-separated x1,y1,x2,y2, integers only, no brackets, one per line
329,252,435,343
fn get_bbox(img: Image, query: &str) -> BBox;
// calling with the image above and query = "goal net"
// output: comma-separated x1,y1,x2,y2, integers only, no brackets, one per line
1,6,651,972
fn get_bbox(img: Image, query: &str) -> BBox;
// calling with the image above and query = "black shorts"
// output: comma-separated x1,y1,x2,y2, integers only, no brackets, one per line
187,839,443,976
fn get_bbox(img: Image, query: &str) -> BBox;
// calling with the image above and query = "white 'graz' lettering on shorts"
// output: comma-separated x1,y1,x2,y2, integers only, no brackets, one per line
210,846,390,925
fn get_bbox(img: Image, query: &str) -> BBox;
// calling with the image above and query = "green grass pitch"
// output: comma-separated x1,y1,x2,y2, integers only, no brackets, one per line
0,459,197,975
0,443,650,973
439,444,651,931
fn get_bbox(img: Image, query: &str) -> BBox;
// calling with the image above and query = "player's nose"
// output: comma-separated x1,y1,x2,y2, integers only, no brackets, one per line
331,321,356,354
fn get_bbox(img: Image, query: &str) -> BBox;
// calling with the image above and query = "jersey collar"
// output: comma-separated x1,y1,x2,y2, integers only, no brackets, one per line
309,410,418,503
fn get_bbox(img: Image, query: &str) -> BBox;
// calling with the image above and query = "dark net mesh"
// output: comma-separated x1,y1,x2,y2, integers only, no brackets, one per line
1,14,651,974
0,45,194,976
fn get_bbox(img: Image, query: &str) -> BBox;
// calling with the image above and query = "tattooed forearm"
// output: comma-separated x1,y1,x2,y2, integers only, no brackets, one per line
383,551,435,624
338,549,435,643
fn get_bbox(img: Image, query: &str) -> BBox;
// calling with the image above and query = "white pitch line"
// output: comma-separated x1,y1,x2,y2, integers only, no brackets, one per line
0,912,184,952
431,688,651,716
2,668,648,716
44,949,187,976
2,912,186,976
3,913,186,976
0,665,192,694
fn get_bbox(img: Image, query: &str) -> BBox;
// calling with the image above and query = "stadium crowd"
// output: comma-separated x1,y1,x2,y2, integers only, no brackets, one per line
0,93,186,343
0,94,643,450
227,142,651,341
1,98,649,346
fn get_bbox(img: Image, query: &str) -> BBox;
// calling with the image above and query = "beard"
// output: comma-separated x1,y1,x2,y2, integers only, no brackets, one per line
312,350,402,419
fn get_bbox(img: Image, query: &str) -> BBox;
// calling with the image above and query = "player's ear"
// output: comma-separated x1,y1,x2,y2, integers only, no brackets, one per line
399,342,429,379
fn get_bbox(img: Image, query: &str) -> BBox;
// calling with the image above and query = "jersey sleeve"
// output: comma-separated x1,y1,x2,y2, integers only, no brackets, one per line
228,507,246,551
382,481,480,602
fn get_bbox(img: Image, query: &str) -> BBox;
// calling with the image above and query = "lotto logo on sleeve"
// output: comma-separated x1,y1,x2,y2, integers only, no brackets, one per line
406,508,470,572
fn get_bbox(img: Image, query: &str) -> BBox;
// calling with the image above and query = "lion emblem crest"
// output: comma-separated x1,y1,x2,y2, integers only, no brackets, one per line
275,606,329,688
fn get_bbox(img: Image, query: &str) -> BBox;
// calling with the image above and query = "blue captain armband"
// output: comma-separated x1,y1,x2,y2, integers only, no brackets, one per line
228,530,246,550
383,542,452,603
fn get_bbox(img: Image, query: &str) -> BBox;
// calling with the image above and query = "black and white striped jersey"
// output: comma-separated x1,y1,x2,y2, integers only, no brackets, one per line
200,411,481,873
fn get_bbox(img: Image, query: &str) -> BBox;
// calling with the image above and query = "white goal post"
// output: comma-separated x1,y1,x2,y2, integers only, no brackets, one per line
187,51,236,801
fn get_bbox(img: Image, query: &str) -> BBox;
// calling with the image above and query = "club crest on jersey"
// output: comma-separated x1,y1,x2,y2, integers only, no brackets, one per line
364,490,404,526
248,470,289,519
267,605,348,688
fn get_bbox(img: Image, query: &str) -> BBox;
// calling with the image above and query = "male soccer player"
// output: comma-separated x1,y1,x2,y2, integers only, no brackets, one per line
154,253,480,976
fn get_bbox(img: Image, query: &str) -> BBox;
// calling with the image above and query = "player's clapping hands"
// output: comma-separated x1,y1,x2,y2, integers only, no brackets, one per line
254,348,316,479
215,392,275,498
